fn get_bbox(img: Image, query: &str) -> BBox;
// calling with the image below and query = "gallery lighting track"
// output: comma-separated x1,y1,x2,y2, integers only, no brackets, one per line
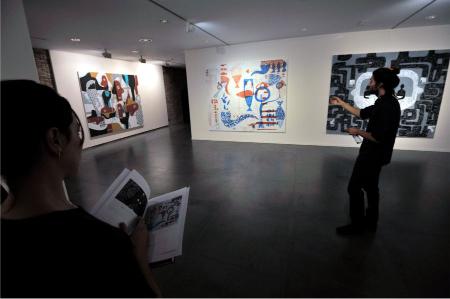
147,0,229,46
391,0,436,29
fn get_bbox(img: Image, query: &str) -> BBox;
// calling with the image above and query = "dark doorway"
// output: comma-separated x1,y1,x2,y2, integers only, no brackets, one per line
162,66,190,126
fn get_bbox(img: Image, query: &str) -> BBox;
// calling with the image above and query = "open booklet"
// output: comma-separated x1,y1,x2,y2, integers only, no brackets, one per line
89,168,189,263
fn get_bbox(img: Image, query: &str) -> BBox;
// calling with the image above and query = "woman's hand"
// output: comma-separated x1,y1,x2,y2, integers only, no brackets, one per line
120,218,149,264
120,219,162,297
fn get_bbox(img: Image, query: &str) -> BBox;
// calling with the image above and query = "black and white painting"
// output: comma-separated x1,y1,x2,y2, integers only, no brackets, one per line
115,179,147,217
327,50,450,138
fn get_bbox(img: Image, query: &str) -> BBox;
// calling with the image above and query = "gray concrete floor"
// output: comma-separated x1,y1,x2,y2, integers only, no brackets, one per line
66,125,450,297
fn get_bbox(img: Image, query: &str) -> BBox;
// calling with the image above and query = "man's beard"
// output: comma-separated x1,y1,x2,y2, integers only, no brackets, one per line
363,84,378,98
368,84,378,93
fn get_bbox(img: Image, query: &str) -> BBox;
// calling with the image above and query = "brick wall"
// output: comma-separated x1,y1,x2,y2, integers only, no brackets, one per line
32,48,56,90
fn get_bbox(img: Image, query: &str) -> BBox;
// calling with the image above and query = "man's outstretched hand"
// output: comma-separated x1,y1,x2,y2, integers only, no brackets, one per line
329,96,345,106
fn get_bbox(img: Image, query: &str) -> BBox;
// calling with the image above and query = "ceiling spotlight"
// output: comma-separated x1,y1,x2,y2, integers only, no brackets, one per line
131,50,139,53
102,49,112,59
425,15,436,20
70,37,81,42
139,55,146,63
138,38,152,43
160,19,168,24
164,58,175,66
301,28,308,32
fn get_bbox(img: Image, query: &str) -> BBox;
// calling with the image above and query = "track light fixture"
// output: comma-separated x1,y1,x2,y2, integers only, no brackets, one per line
185,21,195,33
102,49,112,59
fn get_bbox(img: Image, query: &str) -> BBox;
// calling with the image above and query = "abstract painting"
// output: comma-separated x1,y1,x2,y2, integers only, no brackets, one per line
78,72,144,137
327,50,450,137
208,59,287,132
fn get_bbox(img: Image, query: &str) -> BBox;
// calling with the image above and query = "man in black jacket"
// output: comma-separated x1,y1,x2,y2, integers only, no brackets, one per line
330,67,401,235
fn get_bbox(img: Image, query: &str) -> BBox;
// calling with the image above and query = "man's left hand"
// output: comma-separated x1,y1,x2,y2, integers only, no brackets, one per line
346,127,360,136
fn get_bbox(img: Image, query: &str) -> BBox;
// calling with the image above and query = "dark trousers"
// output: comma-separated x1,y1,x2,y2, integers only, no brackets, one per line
347,155,383,226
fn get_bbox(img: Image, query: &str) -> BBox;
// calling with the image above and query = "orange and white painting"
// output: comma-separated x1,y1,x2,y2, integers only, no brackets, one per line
78,72,144,138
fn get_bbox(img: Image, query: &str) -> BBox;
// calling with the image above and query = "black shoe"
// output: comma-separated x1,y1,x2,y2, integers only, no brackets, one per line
365,223,377,233
364,216,378,233
336,223,365,236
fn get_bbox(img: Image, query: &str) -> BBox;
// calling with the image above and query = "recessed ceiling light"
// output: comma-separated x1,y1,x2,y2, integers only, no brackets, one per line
149,60,165,65
160,19,168,24
301,28,308,32
31,36,47,41
138,38,152,43
425,15,436,20
131,50,139,53
70,37,81,42
357,19,370,26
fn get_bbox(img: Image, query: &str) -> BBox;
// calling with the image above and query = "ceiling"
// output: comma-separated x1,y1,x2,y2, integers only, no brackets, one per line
23,0,450,66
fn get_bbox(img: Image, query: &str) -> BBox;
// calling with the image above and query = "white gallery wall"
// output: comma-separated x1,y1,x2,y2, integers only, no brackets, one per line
50,50,169,149
1,0,38,81
185,25,450,152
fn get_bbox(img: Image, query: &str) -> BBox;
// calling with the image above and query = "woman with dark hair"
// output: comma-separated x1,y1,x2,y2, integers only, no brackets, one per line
330,67,401,235
1,80,161,297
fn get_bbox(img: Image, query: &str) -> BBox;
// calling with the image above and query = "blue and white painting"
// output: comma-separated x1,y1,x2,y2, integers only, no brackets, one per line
208,59,287,132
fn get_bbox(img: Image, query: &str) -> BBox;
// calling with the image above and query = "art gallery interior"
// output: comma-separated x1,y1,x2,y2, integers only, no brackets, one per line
1,0,450,297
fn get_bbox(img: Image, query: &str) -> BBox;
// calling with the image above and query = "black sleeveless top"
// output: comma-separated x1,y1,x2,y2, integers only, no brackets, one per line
1,208,155,298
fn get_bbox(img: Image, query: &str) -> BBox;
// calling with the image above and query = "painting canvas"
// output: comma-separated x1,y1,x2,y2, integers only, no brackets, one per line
208,59,287,132
78,72,144,138
327,50,450,138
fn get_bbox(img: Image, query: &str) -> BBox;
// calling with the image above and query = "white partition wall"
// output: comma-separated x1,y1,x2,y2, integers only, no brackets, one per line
185,25,450,152
1,0,38,81
50,50,169,149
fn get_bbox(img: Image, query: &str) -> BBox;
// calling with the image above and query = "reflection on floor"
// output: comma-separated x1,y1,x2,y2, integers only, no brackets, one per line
66,125,450,297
